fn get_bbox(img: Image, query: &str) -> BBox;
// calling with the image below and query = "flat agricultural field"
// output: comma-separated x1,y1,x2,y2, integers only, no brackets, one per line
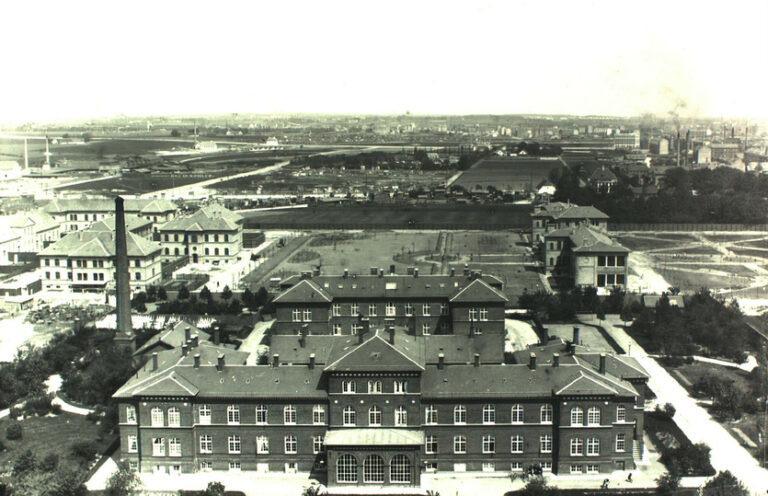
58,171,231,194
452,157,565,193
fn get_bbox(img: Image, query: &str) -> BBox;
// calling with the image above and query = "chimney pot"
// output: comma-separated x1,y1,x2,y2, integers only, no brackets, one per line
217,354,225,371
388,326,395,344
272,354,279,367
553,353,560,367
450,267,455,277
184,326,191,343
438,352,445,369
309,353,316,369
182,344,189,356
599,353,607,374
152,352,158,371
473,353,480,367
529,352,537,370
214,328,221,345
343,268,349,278
378,268,384,277
191,334,199,348
389,264,395,275
572,327,580,346
414,268,419,278
193,353,200,368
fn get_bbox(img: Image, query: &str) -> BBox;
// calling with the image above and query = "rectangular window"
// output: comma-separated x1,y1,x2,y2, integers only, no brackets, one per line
483,404,495,424
542,462,552,472
454,405,466,424
257,436,269,454
511,435,524,454
198,404,211,424
256,405,268,424
284,405,297,424
422,303,431,316
200,461,212,472
152,438,165,456
386,302,396,316
333,324,342,335
422,323,431,335
368,303,377,317
511,462,523,472
405,303,414,316
312,436,324,454
597,274,606,287
606,274,616,285
228,435,241,454
468,308,478,321
313,405,326,424
571,438,584,456
342,380,356,394
540,405,553,424
587,464,600,474
227,405,240,425
229,461,241,472
425,405,438,424
284,436,297,454
425,435,438,454
587,438,600,456
393,380,407,393
540,435,552,453
479,308,488,321
615,433,626,452
482,435,496,454
168,438,181,457
440,303,449,315
291,309,301,322
454,435,466,454
126,406,137,424
597,255,606,266
332,304,341,317
570,464,583,474
617,405,626,422
151,408,164,427
350,303,359,315
302,309,312,322
128,435,138,453
199,435,212,454
167,408,181,427
351,323,363,335
617,255,626,267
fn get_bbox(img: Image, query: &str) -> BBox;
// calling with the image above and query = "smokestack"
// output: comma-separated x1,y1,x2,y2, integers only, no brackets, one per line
379,268,384,277
438,353,445,369
473,353,480,367
193,353,200,368
529,353,537,370
464,264,470,276
599,353,607,374
217,354,225,371
272,354,279,367
573,327,580,346
553,353,560,367
152,352,158,371
114,197,134,349
309,353,315,369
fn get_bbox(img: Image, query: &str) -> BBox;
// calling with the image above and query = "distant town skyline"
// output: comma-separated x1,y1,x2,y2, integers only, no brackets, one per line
1,0,766,124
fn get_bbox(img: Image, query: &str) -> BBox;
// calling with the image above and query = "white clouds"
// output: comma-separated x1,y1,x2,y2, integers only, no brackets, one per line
0,0,765,122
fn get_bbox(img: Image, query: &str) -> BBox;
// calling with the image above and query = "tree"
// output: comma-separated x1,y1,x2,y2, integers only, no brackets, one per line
157,287,168,301
104,467,141,496
13,450,37,475
203,481,225,496
520,476,558,496
178,285,190,300
656,472,680,495
702,470,748,496
6,422,22,440
200,286,213,303
170,129,181,137
40,453,59,471
221,285,233,301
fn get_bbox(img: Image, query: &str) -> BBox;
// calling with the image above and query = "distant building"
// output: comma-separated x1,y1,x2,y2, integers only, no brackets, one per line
530,202,609,245
649,138,669,155
88,215,154,239
157,204,243,265
587,166,618,193
613,131,640,150
710,143,739,162
38,230,162,293
696,146,712,165
0,222,22,266
0,161,24,181
8,210,60,253
44,198,178,233
543,224,630,291
196,141,218,153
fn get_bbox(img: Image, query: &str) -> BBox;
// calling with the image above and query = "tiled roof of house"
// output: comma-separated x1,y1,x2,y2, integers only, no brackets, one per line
324,330,425,372
133,320,212,356
9,210,60,232
273,279,332,303
39,230,161,258
589,166,618,183
43,198,176,215
545,224,628,254
87,215,152,233
158,205,241,232
450,278,508,303
531,203,608,220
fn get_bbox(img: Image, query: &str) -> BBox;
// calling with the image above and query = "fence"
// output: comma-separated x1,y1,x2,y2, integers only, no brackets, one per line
610,223,768,232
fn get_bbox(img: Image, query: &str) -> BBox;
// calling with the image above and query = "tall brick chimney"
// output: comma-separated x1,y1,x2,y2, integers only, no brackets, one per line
113,197,135,351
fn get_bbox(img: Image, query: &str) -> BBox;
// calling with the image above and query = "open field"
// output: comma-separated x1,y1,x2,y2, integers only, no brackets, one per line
452,157,564,193
243,204,533,229
0,413,112,473
57,171,233,194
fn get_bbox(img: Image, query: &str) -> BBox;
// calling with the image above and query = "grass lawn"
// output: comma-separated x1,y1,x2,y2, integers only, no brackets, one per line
739,239,768,249
614,235,678,252
59,171,232,194
0,413,112,473
730,246,768,259
657,267,751,290
703,234,765,243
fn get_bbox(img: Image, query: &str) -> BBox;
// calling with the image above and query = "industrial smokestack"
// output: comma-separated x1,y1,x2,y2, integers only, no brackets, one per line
114,197,134,349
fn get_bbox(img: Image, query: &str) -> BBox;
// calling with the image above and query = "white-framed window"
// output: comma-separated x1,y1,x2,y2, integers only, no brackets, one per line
128,435,138,453
482,435,496,454
229,461,241,472
483,404,495,424
291,308,301,322
395,405,407,426
542,461,553,472
587,407,601,426
570,464,583,474
333,324,343,335
167,407,181,427
422,323,431,335
351,323,363,335
454,435,466,454
540,404,553,424
126,406,137,424
570,406,584,426
482,462,495,472
343,406,356,426
368,380,382,394
425,435,438,454
425,405,438,424
479,308,488,321
342,380,356,394
227,405,240,425
350,303,359,316
199,404,211,425
284,405,296,424
256,404,268,424
228,435,241,454
257,435,269,454
440,303,449,315
284,435,297,454
368,303,377,317
151,407,164,427
454,404,466,424
168,438,181,457
386,302,396,316
540,435,552,453
468,308,478,321
511,434,524,453
302,308,312,322
617,405,626,422
393,380,407,393
363,454,385,483
369,405,381,426
587,464,600,474
313,435,325,454
511,404,524,424
199,435,212,454
390,455,411,483
422,303,431,316
313,405,326,424
615,433,626,452
511,461,523,472
152,437,165,456
587,437,600,456
405,303,414,316
570,438,583,456
337,454,358,484
200,461,213,472
332,304,341,317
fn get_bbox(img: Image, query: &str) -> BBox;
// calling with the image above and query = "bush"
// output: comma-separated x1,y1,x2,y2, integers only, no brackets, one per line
24,393,53,416
12,449,36,475
41,453,59,471
702,470,749,496
86,411,101,422
6,422,22,440
51,403,62,415
653,402,676,420
71,440,99,463
203,481,226,496
105,466,141,496
656,472,680,495
9,406,22,419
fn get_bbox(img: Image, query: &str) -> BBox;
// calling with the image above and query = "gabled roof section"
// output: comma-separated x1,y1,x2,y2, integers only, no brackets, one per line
87,214,152,233
555,371,620,396
133,320,211,356
131,371,199,397
450,278,508,303
273,279,332,303
324,331,425,372
158,207,240,232
554,205,609,220
39,231,161,258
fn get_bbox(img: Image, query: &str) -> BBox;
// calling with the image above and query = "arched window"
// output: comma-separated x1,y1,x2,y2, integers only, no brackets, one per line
343,406,356,426
587,407,600,426
390,454,411,483
337,454,357,483
570,406,584,426
540,404,553,423
483,404,495,424
511,404,524,424
395,406,407,426
342,380,356,394
454,404,466,424
363,455,385,483
167,407,181,427
369,406,381,426
368,380,382,394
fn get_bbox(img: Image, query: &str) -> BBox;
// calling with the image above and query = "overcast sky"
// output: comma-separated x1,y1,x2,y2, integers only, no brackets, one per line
1,0,766,123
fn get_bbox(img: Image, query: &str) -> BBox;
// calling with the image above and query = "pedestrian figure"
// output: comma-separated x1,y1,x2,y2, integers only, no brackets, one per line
626,472,633,483
601,479,609,490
